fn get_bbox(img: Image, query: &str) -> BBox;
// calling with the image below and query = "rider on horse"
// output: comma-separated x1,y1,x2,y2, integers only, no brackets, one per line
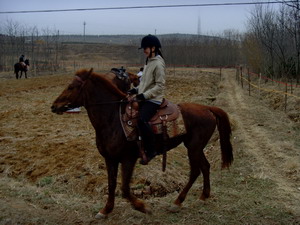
15,55,30,79
127,35,166,165
19,54,26,68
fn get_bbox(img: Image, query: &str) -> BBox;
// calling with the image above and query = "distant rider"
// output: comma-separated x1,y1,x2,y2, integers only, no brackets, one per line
19,55,26,67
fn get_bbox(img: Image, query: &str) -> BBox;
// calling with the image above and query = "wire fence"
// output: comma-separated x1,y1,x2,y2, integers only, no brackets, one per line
236,66,300,112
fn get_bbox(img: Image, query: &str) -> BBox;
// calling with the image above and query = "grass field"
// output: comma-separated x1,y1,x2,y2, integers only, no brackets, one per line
0,44,299,224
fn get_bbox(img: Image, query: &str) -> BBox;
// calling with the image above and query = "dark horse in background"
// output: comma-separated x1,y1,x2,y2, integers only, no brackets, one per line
51,68,233,219
14,59,30,79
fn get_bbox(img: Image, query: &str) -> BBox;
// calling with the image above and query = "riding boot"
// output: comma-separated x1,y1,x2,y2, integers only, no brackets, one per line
138,120,157,165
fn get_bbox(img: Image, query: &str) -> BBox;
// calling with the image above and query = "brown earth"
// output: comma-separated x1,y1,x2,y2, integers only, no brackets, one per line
0,66,299,225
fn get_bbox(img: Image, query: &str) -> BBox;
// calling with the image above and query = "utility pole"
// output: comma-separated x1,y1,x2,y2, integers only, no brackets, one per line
197,16,201,35
83,21,86,42
55,30,59,67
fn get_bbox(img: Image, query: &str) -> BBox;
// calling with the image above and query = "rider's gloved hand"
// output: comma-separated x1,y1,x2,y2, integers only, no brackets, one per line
135,93,145,101
127,88,137,95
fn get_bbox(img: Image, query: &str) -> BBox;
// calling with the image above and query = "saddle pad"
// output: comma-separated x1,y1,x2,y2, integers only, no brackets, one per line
120,102,138,141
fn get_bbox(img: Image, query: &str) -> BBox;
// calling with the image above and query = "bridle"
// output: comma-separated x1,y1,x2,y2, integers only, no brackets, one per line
74,75,85,85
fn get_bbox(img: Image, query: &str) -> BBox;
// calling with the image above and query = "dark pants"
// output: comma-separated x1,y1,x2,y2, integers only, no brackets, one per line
138,101,160,157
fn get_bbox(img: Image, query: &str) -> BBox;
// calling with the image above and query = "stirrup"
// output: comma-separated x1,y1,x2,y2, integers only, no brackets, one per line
139,151,148,165
139,158,149,165
139,152,156,165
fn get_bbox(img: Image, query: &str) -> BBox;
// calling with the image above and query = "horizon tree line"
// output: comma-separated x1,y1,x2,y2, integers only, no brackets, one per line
0,1,299,84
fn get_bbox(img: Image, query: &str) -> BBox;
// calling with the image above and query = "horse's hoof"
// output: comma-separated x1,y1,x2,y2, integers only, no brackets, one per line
168,204,181,213
200,193,210,201
95,212,108,219
144,207,152,215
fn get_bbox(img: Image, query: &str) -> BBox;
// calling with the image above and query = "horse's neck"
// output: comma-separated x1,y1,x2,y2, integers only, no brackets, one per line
114,78,130,93
84,81,121,131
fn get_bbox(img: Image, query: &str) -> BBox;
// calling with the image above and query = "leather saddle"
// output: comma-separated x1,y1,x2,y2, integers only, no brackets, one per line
120,99,185,141
111,67,128,80
149,99,179,124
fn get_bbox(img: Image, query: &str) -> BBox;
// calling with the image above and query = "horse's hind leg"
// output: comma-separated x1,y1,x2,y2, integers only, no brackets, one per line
95,158,119,219
172,145,211,211
25,72,27,79
173,149,201,208
121,157,150,214
199,152,211,200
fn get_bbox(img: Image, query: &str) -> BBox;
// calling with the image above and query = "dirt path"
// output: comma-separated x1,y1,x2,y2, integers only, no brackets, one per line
220,70,300,214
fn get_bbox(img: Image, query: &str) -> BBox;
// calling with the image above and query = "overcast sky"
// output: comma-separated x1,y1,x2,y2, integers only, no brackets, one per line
0,0,280,35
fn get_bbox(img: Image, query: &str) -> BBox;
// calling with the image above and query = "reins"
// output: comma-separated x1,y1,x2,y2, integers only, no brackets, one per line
88,99,129,106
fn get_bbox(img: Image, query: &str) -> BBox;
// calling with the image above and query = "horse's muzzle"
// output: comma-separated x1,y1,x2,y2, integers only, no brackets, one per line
51,105,64,114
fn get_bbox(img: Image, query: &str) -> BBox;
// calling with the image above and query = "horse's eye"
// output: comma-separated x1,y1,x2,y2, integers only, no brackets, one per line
68,86,74,91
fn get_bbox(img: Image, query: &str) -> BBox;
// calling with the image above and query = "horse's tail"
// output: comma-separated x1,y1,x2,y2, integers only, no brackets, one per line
209,106,233,169
14,63,17,74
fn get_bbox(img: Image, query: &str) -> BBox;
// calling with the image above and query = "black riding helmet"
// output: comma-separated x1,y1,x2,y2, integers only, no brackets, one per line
139,34,161,49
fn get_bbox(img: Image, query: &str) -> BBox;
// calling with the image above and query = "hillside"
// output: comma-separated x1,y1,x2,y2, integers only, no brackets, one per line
21,33,221,45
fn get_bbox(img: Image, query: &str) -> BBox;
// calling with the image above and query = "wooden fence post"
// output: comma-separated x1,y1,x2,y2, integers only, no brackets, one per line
238,67,241,84
240,66,243,88
259,73,261,98
285,78,288,112
34,62,37,77
173,65,175,76
248,68,251,96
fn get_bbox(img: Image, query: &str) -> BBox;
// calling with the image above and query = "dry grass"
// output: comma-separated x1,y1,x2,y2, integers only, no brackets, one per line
0,44,299,224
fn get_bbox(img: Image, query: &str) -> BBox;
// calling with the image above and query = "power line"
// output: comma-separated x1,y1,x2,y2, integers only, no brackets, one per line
0,1,297,14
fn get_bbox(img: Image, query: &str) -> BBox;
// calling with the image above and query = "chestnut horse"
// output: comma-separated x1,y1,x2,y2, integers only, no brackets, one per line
51,68,233,219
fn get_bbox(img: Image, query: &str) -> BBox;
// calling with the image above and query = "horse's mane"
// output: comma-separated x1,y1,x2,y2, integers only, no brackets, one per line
76,69,127,98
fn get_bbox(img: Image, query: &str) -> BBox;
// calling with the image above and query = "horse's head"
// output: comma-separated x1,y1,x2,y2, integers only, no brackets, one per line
51,68,93,114
127,72,140,87
109,69,140,92
25,59,30,66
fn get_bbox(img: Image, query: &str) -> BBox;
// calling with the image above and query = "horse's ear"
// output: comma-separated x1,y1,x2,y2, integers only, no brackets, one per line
88,68,93,76
82,68,93,80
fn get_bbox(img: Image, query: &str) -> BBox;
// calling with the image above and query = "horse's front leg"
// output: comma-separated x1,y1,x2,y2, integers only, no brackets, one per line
95,158,119,219
121,157,151,214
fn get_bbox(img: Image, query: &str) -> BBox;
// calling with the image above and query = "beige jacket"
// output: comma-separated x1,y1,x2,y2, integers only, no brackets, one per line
138,55,165,103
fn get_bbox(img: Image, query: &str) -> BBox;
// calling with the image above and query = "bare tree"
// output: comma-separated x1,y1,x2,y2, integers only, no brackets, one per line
282,0,300,82
0,20,63,75
162,33,241,67
244,1,300,82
